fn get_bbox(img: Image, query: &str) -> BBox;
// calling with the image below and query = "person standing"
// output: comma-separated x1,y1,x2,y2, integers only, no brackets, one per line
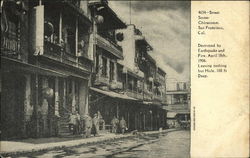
69,112,76,135
119,117,127,134
75,112,81,134
92,113,99,136
111,116,119,133
84,114,92,138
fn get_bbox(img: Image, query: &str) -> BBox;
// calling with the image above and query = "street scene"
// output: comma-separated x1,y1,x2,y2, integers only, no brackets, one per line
1,0,190,157
3,130,190,158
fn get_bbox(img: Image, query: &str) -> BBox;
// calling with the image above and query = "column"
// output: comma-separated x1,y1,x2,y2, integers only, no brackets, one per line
116,101,119,118
63,79,67,109
54,77,59,117
79,80,88,116
106,58,110,79
114,62,117,82
72,80,76,113
59,11,63,61
143,113,146,130
24,74,32,137
24,75,33,121
98,54,103,76
41,77,49,136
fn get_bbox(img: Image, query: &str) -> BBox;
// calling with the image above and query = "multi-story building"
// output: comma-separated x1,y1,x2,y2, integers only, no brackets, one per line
117,24,167,131
1,0,93,139
163,82,190,128
1,0,169,139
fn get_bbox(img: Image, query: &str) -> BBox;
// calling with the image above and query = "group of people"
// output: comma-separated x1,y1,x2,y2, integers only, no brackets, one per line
68,111,104,137
68,112,128,137
111,116,127,134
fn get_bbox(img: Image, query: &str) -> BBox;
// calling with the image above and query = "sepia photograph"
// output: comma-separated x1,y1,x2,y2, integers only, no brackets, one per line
1,0,191,157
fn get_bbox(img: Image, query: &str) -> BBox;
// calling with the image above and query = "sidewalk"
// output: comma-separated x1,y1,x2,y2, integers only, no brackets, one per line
0,129,178,156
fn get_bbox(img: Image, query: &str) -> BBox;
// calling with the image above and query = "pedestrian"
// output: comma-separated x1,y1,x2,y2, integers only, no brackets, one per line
98,111,105,130
111,116,119,133
119,117,127,134
69,112,76,135
84,114,92,138
75,112,81,134
92,113,99,136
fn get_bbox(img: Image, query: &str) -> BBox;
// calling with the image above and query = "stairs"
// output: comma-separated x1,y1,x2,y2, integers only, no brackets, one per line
58,114,72,137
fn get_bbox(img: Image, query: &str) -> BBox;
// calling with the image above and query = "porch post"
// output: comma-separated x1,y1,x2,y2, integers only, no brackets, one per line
54,77,59,117
114,61,117,82
72,80,76,113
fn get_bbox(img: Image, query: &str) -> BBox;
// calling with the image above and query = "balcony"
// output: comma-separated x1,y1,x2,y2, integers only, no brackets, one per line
125,90,143,100
1,34,20,59
154,95,163,102
110,80,123,90
94,74,110,86
43,41,91,71
96,34,123,59
165,104,190,111
155,73,165,84
143,90,153,101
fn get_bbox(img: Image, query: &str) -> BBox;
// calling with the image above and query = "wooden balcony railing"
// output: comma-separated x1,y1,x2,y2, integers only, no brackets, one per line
110,80,123,90
96,34,123,59
43,41,91,71
94,74,109,86
125,90,143,100
1,35,20,59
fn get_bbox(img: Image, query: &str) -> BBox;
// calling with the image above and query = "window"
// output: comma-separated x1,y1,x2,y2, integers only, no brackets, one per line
110,61,114,81
78,20,89,56
1,4,20,54
44,5,60,44
117,64,123,82
102,57,107,77
62,12,76,55
96,54,99,73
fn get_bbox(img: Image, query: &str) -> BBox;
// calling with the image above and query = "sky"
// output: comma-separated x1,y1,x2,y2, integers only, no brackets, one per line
109,1,191,83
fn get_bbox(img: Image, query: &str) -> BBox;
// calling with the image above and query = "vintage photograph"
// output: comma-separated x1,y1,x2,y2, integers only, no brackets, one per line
1,0,190,157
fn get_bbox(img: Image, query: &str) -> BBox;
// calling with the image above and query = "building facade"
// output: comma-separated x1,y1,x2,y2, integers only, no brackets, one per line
1,0,93,139
1,0,168,139
163,82,191,128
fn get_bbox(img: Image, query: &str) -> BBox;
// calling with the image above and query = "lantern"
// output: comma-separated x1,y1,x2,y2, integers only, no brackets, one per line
44,21,54,37
42,87,54,99
95,15,104,24
116,32,124,41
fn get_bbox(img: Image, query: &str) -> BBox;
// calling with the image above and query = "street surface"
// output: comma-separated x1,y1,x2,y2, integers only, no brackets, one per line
15,130,190,158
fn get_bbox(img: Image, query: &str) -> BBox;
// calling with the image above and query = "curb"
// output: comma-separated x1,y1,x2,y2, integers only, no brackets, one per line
1,129,179,157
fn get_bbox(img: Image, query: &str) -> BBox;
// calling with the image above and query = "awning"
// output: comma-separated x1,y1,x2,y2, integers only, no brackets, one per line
90,87,137,101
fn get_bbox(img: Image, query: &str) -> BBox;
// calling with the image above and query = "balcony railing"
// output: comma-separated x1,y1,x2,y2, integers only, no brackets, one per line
143,90,153,101
94,74,109,86
165,104,190,111
154,95,163,102
110,80,123,90
155,73,165,84
43,41,91,71
125,90,143,100
1,35,20,59
96,34,123,59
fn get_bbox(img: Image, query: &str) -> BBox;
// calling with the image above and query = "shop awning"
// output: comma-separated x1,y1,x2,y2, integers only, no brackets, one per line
90,87,137,101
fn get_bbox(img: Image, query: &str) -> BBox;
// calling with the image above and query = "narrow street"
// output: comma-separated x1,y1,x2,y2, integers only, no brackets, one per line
14,130,190,158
